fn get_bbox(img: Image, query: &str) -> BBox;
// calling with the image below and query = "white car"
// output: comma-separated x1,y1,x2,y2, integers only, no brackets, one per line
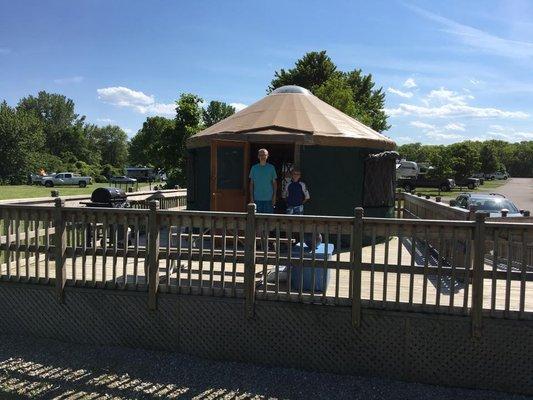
492,172,509,180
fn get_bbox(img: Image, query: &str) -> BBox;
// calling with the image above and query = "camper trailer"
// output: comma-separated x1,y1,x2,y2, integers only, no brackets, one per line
124,167,160,182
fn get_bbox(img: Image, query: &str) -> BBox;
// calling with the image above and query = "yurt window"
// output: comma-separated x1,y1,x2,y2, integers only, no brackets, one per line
217,146,245,189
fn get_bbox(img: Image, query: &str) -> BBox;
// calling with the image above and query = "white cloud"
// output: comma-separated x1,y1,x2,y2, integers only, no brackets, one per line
123,128,133,135
426,131,464,140
410,121,435,130
396,136,415,143
98,87,153,107
470,79,483,85
487,126,533,141
230,102,247,112
54,76,84,84
387,87,413,98
515,131,533,139
407,4,533,59
96,118,116,124
444,122,466,131
469,136,487,142
385,103,528,119
97,86,175,116
488,131,511,139
144,102,176,115
427,87,473,105
403,78,417,89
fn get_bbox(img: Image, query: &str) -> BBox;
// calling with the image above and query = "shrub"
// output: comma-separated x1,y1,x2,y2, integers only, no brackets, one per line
94,175,108,183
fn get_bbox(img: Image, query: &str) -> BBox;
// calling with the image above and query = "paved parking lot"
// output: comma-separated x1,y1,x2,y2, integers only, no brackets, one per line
492,178,533,212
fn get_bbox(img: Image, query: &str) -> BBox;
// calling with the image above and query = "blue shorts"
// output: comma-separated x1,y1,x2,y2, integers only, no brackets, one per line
256,201,274,214
286,205,304,215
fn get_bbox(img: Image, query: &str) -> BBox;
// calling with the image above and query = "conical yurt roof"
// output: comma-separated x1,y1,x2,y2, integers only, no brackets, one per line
187,85,395,150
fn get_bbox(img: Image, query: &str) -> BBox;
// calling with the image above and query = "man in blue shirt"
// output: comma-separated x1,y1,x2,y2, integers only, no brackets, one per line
249,148,277,213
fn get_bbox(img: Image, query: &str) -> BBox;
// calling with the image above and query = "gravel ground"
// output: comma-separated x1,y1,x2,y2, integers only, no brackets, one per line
0,335,529,400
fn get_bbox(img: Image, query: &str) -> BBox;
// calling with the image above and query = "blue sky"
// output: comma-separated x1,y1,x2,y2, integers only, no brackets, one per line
1,0,533,144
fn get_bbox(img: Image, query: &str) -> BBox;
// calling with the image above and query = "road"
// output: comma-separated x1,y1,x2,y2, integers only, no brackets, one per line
492,178,533,212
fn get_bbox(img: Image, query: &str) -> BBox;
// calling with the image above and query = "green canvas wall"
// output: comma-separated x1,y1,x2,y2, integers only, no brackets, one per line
300,146,366,216
186,144,394,217
186,147,211,211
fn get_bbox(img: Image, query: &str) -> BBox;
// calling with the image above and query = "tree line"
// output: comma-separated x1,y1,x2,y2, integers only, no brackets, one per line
0,92,128,184
397,141,533,179
2,51,531,186
0,90,235,186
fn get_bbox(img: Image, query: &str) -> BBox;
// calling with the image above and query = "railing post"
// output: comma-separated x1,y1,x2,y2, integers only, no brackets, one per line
352,207,364,328
147,200,160,311
53,198,67,303
396,192,403,218
472,211,488,338
468,204,478,221
244,203,257,318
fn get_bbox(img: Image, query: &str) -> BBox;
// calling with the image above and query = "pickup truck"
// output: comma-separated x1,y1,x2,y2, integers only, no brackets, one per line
41,172,92,188
454,177,480,190
398,177,456,192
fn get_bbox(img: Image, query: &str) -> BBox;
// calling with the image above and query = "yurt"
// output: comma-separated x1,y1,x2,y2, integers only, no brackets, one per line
186,85,397,217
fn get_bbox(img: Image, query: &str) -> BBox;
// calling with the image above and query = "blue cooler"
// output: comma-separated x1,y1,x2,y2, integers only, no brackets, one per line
290,242,334,292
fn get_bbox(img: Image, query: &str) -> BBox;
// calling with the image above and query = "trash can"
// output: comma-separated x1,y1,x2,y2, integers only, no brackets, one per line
290,242,334,292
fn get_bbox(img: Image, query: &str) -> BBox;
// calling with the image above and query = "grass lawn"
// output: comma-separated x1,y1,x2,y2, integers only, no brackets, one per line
400,179,507,200
0,183,153,201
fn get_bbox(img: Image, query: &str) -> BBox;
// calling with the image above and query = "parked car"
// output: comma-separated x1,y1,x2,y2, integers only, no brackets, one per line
453,193,522,217
398,177,456,192
455,177,481,190
41,172,92,188
110,176,137,184
493,171,509,180
480,173,498,180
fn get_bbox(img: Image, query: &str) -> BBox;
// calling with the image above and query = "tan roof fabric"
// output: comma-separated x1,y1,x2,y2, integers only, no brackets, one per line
187,86,395,150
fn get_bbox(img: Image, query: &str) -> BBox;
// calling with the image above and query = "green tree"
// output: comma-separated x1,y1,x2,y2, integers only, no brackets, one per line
345,69,389,131
448,141,481,180
0,101,45,184
479,142,502,174
167,94,204,186
397,143,423,161
17,91,87,160
88,125,128,168
314,74,357,117
269,51,389,132
203,101,235,128
128,116,175,170
506,141,533,177
269,50,337,92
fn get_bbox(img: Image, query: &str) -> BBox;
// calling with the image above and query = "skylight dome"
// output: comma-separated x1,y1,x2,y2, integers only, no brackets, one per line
270,85,311,95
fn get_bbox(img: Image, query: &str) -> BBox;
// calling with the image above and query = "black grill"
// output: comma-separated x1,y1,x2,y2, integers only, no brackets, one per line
83,187,129,208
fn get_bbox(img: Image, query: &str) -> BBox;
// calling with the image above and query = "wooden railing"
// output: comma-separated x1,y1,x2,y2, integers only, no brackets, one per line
129,191,187,210
1,199,532,336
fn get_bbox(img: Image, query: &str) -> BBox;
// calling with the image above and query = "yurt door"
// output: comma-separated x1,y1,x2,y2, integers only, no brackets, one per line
211,140,250,212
